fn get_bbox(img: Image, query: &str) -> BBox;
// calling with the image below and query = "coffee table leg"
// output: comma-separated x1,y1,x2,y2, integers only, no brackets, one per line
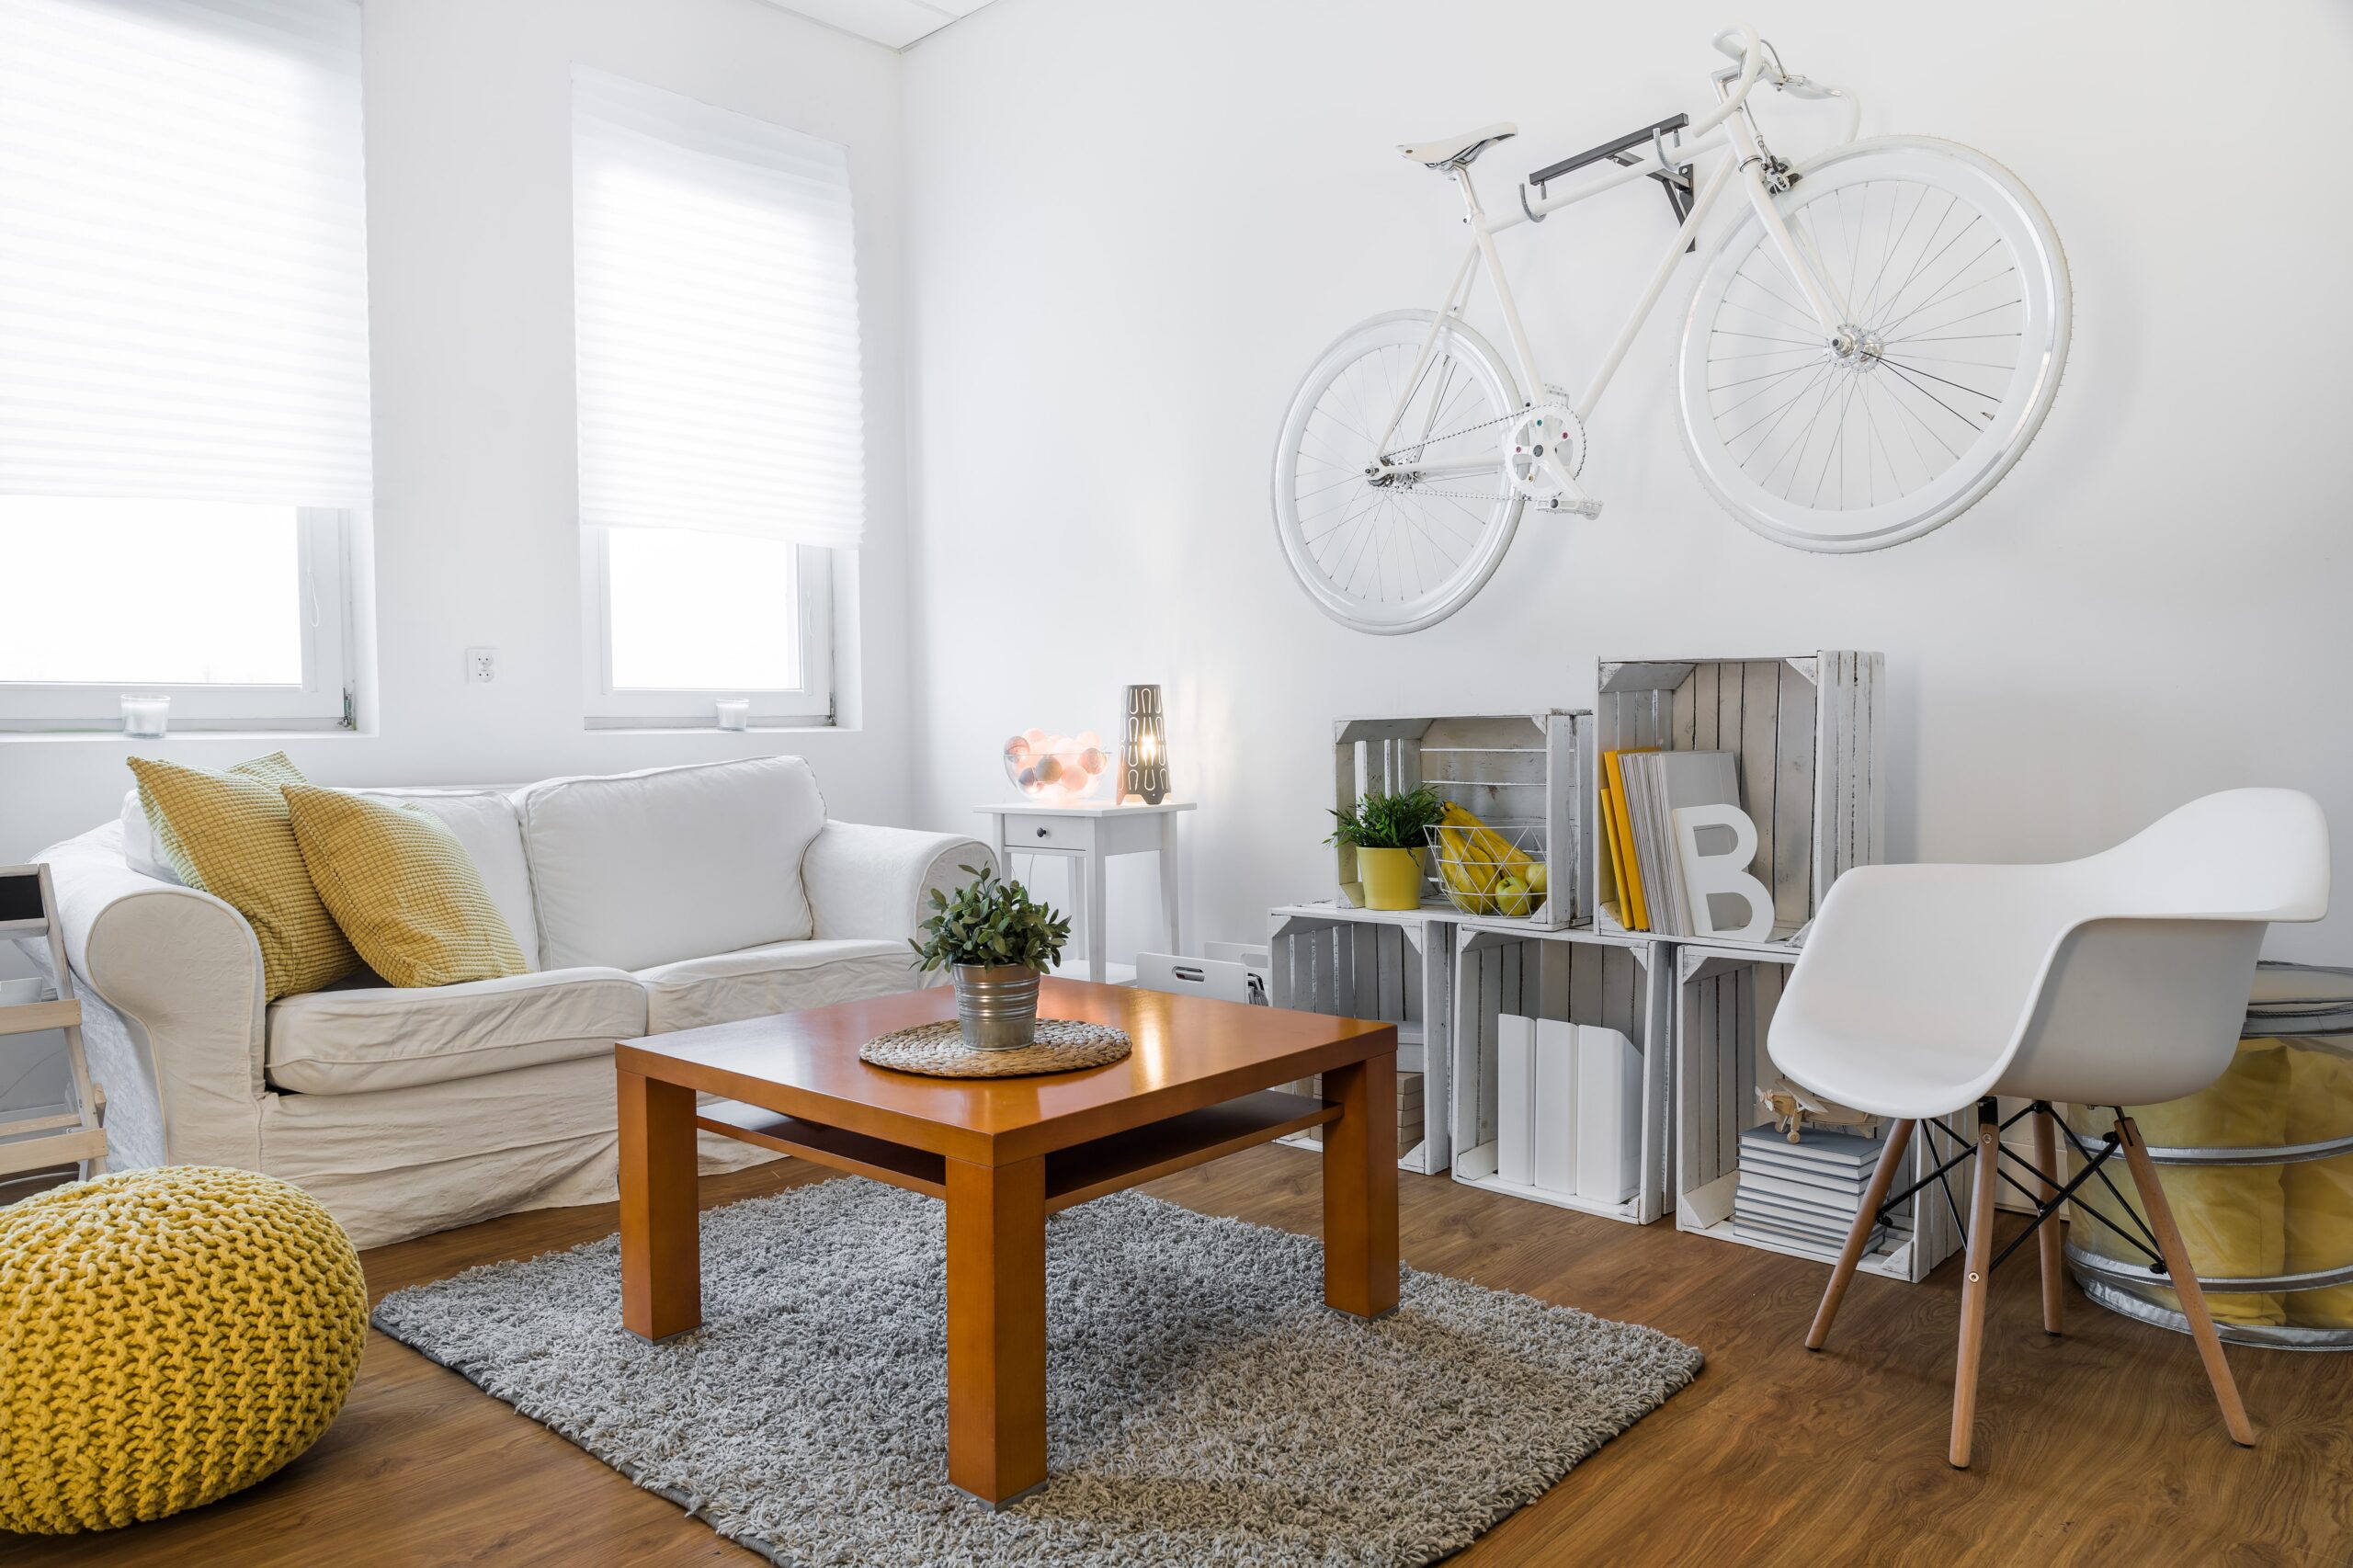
945,1154,1048,1506
1323,1051,1401,1319
619,1068,701,1340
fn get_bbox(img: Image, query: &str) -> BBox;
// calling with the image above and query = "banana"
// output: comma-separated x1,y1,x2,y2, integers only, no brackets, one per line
1436,802,1543,916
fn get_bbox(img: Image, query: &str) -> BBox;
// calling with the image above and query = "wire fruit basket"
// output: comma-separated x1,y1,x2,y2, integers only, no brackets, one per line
1424,822,1548,918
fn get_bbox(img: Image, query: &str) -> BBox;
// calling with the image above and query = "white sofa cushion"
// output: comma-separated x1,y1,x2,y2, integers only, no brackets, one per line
266,966,644,1095
517,756,826,971
119,787,182,884
637,937,923,1034
356,788,541,970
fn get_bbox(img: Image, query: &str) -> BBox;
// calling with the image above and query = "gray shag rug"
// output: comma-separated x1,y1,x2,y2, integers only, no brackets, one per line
372,1180,1701,1567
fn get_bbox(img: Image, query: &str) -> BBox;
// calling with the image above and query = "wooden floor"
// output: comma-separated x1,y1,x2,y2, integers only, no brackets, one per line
18,1146,2353,1567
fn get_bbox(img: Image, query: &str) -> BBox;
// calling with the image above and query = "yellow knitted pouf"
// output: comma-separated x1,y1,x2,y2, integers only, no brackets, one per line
0,1166,368,1534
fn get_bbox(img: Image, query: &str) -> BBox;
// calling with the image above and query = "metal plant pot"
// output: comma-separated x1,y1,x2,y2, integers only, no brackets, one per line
953,963,1042,1051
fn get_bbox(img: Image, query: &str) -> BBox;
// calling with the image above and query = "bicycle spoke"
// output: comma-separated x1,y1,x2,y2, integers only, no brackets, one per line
1874,249,2008,339
1711,358,1826,419
1854,180,1931,324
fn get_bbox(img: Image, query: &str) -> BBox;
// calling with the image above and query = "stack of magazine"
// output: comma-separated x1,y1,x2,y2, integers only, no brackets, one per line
1598,748,1743,936
1733,1122,1897,1255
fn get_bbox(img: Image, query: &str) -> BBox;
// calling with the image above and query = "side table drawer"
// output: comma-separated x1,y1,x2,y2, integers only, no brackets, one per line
1007,815,1093,851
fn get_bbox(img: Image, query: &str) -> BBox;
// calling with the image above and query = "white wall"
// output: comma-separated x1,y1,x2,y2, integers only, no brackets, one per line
902,0,2353,964
0,0,914,860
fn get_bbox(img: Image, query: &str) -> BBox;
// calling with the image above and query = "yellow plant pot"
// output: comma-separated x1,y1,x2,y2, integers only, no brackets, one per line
1357,847,1424,911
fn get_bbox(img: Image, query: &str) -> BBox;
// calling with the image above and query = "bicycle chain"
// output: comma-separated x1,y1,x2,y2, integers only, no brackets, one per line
1376,395,1561,505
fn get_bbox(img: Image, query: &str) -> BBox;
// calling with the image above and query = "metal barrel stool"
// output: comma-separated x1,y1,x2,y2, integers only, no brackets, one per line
2068,961,2353,1350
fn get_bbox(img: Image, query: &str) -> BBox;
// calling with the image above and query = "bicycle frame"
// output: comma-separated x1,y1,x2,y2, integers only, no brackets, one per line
1368,25,1863,511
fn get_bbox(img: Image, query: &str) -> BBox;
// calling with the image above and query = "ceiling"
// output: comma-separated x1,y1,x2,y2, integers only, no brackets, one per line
763,0,998,51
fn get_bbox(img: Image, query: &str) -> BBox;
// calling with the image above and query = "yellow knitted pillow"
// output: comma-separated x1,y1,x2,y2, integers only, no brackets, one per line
138,748,306,886
284,785,529,987
0,1166,368,1534
126,754,358,1001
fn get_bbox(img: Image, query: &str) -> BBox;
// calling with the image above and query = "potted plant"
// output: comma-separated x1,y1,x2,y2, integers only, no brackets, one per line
1327,785,1447,911
909,864,1073,1050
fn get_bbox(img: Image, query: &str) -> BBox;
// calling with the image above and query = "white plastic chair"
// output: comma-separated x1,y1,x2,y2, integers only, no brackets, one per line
1768,788,2330,1468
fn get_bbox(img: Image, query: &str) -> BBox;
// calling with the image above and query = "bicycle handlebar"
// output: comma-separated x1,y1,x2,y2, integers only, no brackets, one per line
1710,23,1857,136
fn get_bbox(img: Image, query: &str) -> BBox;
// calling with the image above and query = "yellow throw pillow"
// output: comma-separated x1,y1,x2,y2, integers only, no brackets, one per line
283,786,528,988
126,755,358,1002
139,749,307,887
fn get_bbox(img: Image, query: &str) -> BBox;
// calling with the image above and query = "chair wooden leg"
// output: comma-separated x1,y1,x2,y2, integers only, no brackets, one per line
1949,1100,2001,1470
2118,1116,2256,1448
2032,1104,2064,1335
1807,1118,1915,1350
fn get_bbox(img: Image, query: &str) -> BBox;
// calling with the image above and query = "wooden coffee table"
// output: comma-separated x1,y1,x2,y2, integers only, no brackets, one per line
613,977,1398,1506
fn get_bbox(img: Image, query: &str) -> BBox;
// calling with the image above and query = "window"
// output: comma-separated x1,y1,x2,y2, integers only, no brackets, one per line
0,0,372,730
572,70,864,726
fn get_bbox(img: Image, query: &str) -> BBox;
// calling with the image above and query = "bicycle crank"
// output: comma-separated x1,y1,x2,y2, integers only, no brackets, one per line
1503,403,1601,517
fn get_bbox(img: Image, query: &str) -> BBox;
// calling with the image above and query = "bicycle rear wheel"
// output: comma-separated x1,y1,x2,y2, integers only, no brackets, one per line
1271,311,1523,634
1677,136,2070,552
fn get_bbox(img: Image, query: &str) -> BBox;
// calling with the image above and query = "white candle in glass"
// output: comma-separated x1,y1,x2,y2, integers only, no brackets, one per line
715,699,751,732
121,696,170,738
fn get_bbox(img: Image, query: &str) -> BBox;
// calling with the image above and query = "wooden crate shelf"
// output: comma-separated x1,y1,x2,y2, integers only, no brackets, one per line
1449,922,1671,1224
1267,902,1453,1172
1332,712,1591,928
1673,942,1961,1283
1588,653,1883,949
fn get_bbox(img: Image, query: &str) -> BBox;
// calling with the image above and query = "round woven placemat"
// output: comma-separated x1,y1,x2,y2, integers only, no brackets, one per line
858,1018,1131,1078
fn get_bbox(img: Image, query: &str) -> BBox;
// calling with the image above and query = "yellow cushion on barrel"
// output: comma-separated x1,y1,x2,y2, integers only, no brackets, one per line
2281,1041,2353,1329
2073,1039,2289,1325
283,785,529,988
125,754,358,1002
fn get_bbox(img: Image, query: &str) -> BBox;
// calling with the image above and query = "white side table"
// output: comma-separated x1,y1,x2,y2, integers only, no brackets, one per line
976,801,1195,984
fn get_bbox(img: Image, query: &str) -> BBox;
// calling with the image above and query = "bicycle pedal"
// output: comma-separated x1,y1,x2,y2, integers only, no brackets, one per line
1571,498,1604,519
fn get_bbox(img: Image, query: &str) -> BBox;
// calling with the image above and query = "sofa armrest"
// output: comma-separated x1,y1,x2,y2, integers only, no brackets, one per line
802,822,995,944
39,824,267,1168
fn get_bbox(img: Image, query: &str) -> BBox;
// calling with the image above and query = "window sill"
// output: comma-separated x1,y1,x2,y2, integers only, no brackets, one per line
580,722,843,736
0,728,368,744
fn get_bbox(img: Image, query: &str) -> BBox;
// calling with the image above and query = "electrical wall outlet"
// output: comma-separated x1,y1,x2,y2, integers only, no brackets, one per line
465,646,496,684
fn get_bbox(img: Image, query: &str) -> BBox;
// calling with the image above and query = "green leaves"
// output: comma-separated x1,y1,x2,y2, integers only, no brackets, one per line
908,863,1073,974
1326,785,1448,850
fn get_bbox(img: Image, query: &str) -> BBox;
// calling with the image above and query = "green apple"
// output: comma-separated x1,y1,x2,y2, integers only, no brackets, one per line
1494,874,1532,918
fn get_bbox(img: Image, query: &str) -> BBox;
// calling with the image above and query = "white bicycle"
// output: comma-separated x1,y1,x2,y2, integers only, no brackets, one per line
1271,24,2071,634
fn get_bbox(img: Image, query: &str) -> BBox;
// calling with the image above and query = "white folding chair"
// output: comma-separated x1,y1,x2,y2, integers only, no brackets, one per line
1768,789,2331,1468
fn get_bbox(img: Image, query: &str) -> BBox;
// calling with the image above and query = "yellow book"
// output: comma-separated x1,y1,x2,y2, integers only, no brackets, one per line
1602,748,1658,930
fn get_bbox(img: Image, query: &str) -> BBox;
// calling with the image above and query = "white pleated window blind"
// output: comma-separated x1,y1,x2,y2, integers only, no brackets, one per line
572,71,867,553
0,0,373,508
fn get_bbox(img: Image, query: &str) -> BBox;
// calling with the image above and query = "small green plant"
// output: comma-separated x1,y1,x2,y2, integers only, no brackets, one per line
909,864,1073,974
1327,785,1448,850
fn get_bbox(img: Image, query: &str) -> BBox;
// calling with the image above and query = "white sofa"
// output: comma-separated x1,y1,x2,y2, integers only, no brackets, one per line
27,756,992,1247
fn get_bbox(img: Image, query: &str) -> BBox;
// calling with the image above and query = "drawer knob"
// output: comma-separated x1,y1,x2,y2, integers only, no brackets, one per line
1036,826,1049,838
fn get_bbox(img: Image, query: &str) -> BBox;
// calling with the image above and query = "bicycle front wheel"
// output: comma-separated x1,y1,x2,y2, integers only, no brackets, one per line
1271,311,1524,634
1677,136,2071,552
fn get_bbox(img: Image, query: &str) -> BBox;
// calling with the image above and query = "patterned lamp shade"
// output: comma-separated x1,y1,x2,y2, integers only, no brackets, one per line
1121,685,1168,805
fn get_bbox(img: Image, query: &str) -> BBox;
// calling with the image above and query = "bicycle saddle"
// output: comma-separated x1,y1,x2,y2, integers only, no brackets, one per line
1397,122,1517,169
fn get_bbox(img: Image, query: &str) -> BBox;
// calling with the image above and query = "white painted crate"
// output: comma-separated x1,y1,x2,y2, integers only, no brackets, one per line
1267,903,1453,1174
1589,653,1884,949
1674,943,1961,1283
1332,712,1592,928
1449,923,1671,1223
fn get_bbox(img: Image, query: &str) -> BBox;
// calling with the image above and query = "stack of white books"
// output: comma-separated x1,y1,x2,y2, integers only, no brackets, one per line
1733,1123,1893,1254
